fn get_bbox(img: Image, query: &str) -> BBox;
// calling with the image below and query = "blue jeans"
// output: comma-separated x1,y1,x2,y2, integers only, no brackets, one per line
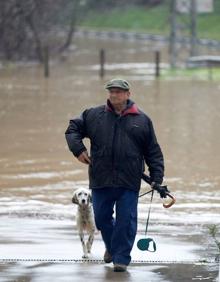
92,187,139,266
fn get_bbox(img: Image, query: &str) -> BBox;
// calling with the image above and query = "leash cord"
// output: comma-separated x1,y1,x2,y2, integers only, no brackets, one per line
138,189,153,198
145,189,154,236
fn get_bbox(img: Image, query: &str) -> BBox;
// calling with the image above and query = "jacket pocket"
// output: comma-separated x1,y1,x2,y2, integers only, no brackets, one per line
124,152,143,179
90,148,112,185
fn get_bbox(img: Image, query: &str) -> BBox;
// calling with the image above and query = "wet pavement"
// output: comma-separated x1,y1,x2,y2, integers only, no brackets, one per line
0,261,218,282
0,36,220,281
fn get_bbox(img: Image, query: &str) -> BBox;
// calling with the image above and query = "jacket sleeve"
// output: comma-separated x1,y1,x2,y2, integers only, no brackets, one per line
65,110,88,157
144,119,164,184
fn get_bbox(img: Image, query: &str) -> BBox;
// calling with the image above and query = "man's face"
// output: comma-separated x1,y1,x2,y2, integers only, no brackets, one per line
108,88,130,106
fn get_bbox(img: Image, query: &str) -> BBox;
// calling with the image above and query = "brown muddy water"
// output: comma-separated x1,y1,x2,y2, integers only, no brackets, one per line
0,36,220,281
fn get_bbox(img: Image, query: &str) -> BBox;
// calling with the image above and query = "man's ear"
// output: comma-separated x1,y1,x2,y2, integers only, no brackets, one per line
72,192,79,205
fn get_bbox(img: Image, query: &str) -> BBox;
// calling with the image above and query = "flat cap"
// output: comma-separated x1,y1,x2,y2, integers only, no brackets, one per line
105,79,130,90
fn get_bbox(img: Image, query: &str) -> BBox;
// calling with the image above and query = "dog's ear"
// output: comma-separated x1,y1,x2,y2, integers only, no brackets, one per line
89,193,92,203
72,192,79,205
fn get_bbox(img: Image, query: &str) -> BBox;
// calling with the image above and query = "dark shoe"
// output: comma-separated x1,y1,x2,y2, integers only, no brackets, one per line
104,250,112,263
113,264,127,272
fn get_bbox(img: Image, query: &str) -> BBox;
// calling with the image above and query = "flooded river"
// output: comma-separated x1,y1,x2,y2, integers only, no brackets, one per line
0,36,219,281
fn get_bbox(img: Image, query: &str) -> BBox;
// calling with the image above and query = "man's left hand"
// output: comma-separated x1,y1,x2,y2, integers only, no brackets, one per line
151,182,170,198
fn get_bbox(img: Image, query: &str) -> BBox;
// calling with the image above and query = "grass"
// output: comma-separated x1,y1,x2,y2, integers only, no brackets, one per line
80,0,220,40
81,4,170,34
208,225,220,255
208,224,220,263
161,67,220,81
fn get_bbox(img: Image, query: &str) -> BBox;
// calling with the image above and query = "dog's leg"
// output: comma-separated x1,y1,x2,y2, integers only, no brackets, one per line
86,228,95,254
79,232,88,259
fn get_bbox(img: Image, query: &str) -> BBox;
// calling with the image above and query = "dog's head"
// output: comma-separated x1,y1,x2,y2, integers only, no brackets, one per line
72,188,92,206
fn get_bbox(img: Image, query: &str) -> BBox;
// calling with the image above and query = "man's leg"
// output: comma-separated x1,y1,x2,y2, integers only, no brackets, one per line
111,188,139,266
92,188,115,255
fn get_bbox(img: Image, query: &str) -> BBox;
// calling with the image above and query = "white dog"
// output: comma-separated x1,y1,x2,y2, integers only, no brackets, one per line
72,188,96,258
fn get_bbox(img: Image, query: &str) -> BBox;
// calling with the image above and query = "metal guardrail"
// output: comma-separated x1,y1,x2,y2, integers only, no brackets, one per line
0,258,215,264
76,28,220,49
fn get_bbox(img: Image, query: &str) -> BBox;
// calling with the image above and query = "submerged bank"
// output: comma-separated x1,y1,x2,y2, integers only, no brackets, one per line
80,1,220,41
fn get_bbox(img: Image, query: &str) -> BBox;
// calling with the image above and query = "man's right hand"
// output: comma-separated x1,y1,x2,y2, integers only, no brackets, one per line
77,151,91,165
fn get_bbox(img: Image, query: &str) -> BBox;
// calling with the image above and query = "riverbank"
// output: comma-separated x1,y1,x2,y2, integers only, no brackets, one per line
79,0,220,41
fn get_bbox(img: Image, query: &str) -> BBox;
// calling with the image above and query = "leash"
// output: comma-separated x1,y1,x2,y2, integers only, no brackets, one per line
141,173,176,208
137,189,156,252
137,173,176,252
139,189,153,198
144,189,154,237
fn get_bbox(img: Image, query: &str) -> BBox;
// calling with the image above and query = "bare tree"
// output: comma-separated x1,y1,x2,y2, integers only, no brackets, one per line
0,0,84,61
0,0,165,61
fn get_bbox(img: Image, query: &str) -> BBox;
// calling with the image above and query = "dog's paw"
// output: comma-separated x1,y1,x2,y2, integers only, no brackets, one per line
86,243,92,253
82,254,89,259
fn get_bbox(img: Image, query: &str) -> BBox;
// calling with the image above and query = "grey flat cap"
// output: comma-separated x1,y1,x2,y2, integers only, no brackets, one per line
105,79,130,90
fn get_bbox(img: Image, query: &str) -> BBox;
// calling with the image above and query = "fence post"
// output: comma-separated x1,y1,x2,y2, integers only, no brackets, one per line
99,49,105,78
155,51,160,78
208,62,213,81
44,45,50,78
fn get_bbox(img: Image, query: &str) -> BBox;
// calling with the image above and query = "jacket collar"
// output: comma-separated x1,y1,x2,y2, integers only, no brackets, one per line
105,99,139,116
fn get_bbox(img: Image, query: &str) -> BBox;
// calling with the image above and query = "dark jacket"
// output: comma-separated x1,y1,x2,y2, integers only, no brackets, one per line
65,99,164,191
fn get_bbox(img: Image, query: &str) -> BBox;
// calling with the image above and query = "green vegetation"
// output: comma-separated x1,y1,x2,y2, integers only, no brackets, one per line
161,67,220,81
208,224,220,254
81,4,170,34
80,0,220,40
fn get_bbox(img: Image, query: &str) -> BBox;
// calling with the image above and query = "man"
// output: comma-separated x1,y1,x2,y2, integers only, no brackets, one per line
65,78,164,272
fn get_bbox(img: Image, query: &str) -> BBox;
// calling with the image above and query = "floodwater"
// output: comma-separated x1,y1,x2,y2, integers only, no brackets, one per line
0,35,220,281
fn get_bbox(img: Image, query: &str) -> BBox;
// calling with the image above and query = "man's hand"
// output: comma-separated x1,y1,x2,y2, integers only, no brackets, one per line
77,151,91,165
151,182,169,198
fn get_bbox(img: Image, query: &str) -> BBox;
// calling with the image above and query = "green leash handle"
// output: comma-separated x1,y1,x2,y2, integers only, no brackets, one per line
137,190,157,252
137,238,157,252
